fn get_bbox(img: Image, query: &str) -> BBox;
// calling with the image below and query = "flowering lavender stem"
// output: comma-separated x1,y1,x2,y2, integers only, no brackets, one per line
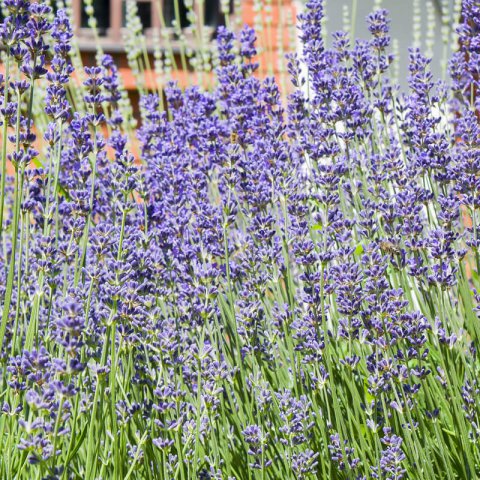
85,369,105,479
10,208,25,356
435,331,475,477
74,78,100,286
0,51,10,239
0,91,24,351
107,205,128,478
473,202,480,274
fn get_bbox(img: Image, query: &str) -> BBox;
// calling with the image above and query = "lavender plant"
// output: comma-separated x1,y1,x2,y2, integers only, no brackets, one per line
0,1,479,479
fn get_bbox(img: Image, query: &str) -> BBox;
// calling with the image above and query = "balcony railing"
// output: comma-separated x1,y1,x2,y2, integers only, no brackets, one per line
72,0,232,52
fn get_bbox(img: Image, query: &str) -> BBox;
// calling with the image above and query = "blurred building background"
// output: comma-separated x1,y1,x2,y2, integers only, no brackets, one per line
73,0,228,59
71,0,459,93
72,0,296,93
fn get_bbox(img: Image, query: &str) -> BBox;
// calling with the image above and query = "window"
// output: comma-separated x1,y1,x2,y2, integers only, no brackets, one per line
135,1,154,30
81,1,111,35
163,0,190,29
73,0,230,44
204,0,227,27
122,0,154,31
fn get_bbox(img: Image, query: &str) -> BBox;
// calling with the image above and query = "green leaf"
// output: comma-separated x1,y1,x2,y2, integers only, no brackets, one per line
355,243,364,255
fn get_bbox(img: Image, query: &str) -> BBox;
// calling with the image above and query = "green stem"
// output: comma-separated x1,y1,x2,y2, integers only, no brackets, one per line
0,50,11,240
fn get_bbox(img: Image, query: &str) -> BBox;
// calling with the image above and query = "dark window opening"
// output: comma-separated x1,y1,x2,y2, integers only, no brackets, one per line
137,2,153,29
122,1,153,31
204,0,224,27
206,0,234,39
163,0,231,33
81,1,110,36
163,0,190,29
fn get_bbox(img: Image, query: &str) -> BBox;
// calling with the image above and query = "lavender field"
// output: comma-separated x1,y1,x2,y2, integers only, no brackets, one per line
0,0,479,479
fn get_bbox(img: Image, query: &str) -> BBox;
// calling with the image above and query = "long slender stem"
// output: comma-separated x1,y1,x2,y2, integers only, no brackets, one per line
0,51,11,240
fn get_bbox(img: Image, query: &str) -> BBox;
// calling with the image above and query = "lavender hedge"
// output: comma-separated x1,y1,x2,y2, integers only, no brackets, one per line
0,1,479,479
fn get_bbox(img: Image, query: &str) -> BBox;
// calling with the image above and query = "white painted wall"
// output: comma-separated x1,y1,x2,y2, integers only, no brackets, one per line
296,0,461,88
